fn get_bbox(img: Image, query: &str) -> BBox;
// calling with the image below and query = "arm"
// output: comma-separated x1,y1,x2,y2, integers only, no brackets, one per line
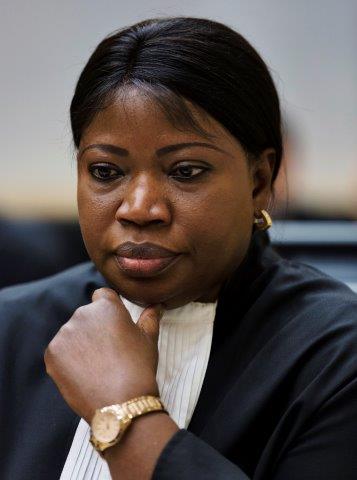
272,376,357,480
104,412,179,480
44,287,357,479
104,412,249,480
106,377,357,479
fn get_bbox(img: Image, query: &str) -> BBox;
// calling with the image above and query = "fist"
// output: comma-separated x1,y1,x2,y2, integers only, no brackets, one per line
44,288,164,423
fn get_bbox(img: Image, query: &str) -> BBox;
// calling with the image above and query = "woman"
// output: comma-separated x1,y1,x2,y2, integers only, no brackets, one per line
1,16,357,480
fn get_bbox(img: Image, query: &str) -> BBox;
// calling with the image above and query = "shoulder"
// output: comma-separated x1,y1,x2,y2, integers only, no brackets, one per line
264,252,357,346
264,255,357,392
0,260,101,307
0,261,108,345
223,235,357,351
229,241,357,398
272,255,357,321
236,230,357,321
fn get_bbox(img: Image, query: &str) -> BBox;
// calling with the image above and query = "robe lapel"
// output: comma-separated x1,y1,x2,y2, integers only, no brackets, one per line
187,230,278,436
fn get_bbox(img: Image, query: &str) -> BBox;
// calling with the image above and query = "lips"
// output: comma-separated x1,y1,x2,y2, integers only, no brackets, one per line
115,241,178,259
114,241,181,277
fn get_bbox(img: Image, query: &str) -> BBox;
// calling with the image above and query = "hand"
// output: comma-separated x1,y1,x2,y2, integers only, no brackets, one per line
44,288,164,423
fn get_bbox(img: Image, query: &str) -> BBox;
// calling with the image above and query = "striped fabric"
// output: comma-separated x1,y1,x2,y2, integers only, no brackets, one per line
60,296,218,479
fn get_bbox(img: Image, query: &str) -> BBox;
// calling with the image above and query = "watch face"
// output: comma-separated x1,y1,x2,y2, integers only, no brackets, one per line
92,410,121,443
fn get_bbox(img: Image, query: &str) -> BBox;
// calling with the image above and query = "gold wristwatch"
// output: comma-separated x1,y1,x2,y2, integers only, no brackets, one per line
90,395,166,457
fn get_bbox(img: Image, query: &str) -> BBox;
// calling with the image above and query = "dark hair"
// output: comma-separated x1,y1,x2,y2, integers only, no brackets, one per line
70,16,283,185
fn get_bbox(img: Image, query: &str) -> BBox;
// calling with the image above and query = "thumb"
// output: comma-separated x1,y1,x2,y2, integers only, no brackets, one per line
137,304,164,343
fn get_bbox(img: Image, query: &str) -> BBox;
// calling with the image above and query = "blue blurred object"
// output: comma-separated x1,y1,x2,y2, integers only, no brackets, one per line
270,220,357,293
0,217,88,288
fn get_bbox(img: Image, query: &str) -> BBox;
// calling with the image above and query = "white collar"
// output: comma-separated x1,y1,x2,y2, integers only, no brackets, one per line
120,295,218,325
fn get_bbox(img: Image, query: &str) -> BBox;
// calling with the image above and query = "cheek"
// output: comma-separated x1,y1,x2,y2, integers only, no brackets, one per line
77,185,117,255
183,180,253,254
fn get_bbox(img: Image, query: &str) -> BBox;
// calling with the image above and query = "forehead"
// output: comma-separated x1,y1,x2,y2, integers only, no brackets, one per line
79,87,244,153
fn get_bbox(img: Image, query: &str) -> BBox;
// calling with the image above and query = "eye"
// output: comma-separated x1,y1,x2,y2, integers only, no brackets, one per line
170,164,208,181
89,164,123,181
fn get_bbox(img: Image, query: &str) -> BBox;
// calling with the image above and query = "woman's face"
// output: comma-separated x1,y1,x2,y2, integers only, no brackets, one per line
77,89,274,309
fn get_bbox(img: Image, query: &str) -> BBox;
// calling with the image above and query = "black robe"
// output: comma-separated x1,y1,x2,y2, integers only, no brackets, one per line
1,229,357,479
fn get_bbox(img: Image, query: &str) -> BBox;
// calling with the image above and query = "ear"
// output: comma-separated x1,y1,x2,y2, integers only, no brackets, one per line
250,148,276,212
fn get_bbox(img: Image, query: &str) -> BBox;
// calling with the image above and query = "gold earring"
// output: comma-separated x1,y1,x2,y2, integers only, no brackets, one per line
253,209,272,231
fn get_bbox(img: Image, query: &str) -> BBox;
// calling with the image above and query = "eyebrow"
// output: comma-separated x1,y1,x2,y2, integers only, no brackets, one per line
78,141,232,159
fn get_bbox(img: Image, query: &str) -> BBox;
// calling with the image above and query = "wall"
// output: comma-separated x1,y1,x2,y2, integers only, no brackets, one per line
1,0,356,218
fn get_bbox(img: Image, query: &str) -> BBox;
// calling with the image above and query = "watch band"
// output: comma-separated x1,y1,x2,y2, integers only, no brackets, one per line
119,395,166,419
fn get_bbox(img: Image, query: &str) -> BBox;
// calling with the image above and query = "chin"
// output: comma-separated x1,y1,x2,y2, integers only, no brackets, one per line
118,289,184,310
98,272,170,307
94,258,185,308
119,289,161,307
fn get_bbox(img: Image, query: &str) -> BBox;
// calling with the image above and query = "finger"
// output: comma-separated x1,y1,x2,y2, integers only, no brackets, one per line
90,288,133,325
91,287,119,303
137,304,164,343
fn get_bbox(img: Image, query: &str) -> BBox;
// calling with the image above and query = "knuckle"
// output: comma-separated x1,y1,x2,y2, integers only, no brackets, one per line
43,346,49,362
57,323,72,337
96,287,108,295
45,337,57,354
93,287,117,301
73,305,86,318
44,357,51,374
43,344,55,372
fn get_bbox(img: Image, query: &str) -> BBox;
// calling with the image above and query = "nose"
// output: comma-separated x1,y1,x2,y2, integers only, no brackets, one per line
115,173,172,227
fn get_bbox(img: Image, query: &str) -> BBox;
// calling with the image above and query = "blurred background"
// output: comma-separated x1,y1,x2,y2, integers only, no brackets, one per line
1,0,356,289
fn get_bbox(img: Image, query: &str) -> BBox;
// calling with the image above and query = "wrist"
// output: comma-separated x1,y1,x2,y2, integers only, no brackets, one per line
88,382,160,423
103,410,171,459
104,411,179,480
90,394,166,456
